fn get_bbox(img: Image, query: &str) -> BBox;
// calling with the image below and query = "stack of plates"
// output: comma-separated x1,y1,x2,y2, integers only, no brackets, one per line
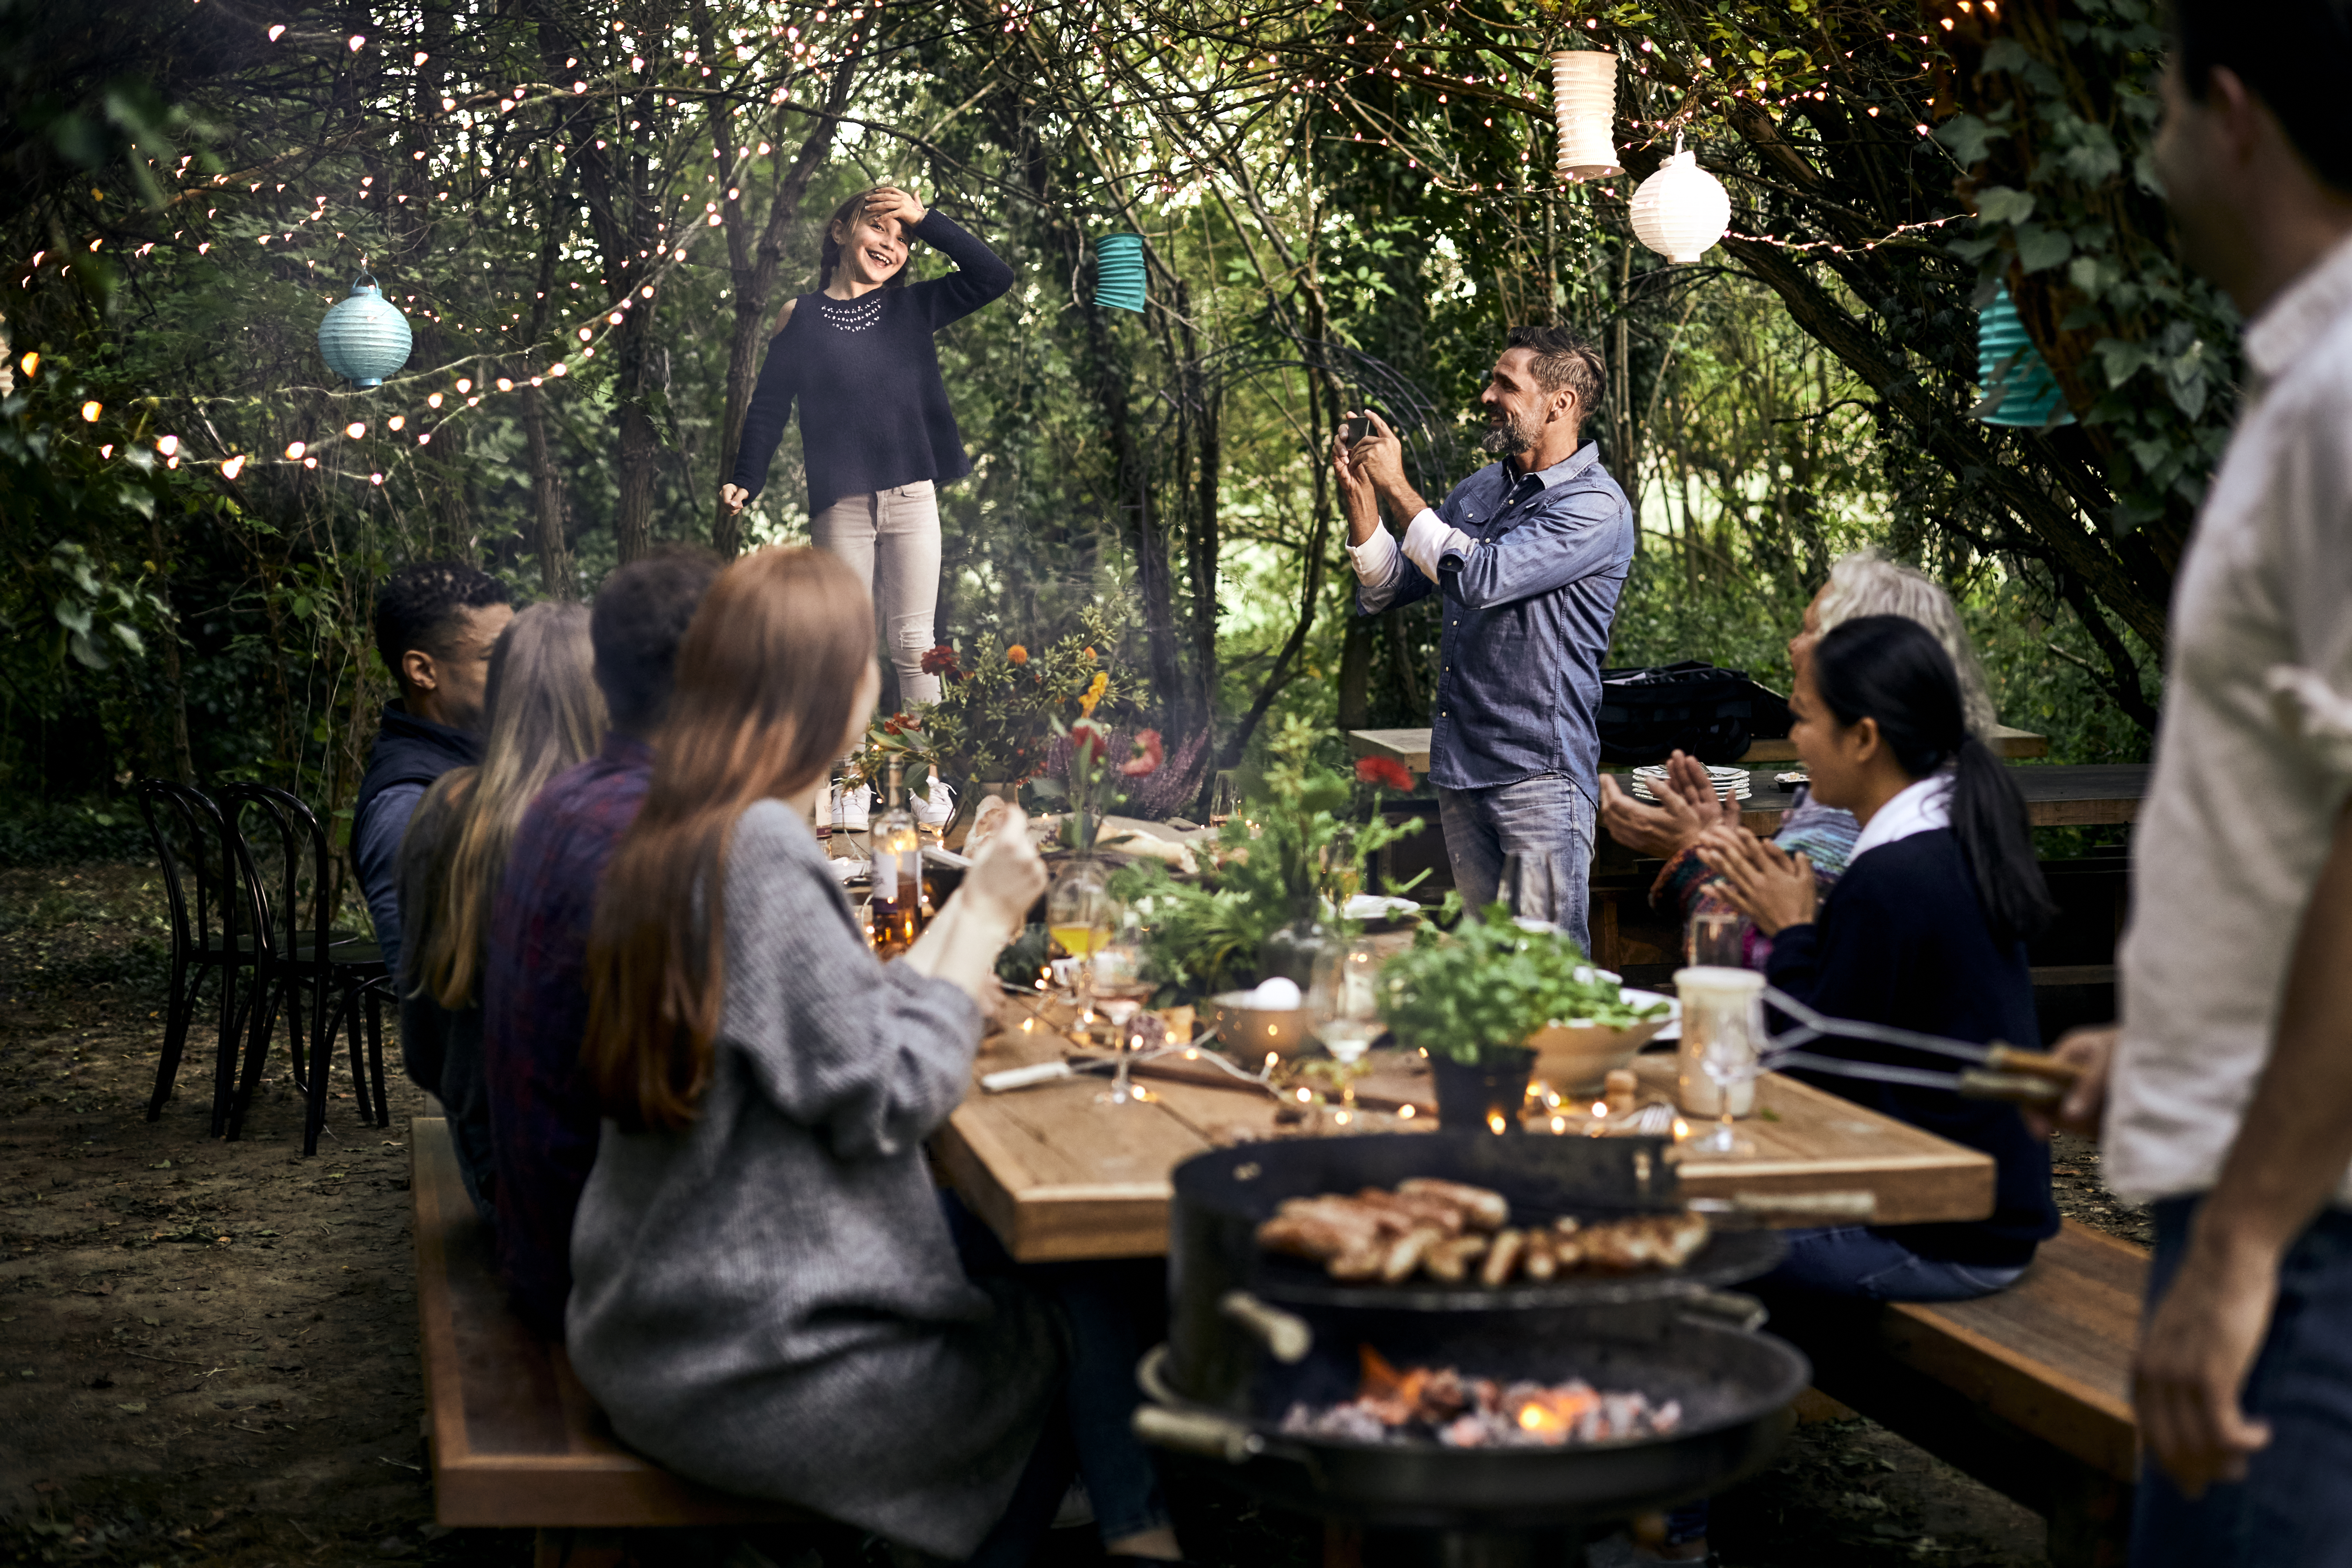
1628,764,1750,803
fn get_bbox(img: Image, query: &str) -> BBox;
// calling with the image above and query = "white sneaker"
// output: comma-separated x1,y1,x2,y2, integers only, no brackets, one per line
842,783,873,831
914,776,955,829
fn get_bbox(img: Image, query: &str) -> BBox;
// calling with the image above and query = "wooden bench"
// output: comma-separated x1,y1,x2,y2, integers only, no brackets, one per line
1768,1219,2146,1568
411,1116,807,1566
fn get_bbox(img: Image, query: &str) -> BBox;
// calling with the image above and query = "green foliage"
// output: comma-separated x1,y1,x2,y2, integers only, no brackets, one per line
1111,715,1421,1000
1378,902,1646,1065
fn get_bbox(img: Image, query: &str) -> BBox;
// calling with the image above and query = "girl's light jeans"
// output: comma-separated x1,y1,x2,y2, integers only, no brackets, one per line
812,479,943,706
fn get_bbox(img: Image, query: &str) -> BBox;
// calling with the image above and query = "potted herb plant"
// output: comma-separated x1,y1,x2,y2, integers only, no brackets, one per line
1378,901,1600,1131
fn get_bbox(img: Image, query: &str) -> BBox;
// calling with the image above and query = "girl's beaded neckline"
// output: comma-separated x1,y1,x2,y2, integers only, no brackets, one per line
814,292,885,333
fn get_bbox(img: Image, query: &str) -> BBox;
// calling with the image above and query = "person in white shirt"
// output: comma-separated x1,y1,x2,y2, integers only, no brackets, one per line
2036,2,2352,1557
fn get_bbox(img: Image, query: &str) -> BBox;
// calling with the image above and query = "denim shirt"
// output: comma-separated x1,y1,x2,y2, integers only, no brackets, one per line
1354,443,1634,800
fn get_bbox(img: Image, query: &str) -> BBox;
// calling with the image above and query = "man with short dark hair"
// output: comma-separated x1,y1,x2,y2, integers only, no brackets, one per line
481,544,723,1335
352,561,514,980
2030,1,2352,1557
1336,324,1635,949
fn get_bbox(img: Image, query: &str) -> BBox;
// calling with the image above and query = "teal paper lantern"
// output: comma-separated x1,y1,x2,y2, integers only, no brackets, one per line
1975,282,2074,428
317,271,413,389
1093,233,1147,313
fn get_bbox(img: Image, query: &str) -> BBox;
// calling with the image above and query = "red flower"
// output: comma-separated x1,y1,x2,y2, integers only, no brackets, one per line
1120,728,1165,777
1069,718,1110,763
882,712,922,737
920,644,960,678
1356,755,1414,792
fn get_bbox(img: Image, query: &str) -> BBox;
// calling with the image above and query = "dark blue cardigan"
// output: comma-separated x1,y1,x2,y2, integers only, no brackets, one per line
1764,828,2059,1267
728,211,1013,515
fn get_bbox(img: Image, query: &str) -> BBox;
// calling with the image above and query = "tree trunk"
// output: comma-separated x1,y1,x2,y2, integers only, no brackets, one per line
520,387,570,598
1336,614,1374,732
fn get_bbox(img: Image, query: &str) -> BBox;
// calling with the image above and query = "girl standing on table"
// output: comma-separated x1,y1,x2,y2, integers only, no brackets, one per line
1699,614,2061,1302
720,186,1012,708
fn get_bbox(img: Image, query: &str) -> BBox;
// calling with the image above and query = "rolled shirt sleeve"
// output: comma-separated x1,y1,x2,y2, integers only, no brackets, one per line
1402,507,1479,583
1346,527,1407,611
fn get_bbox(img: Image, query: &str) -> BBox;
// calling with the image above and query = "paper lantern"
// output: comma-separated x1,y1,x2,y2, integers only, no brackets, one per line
1550,51,1621,181
1630,148,1732,264
317,272,413,388
1093,233,1146,313
1975,282,2076,427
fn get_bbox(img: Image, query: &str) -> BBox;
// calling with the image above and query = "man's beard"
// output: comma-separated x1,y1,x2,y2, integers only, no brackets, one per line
1479,409,1536,456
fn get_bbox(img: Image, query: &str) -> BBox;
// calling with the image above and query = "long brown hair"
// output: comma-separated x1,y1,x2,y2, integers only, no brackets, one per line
416,603,605,1010
583,547,875,1130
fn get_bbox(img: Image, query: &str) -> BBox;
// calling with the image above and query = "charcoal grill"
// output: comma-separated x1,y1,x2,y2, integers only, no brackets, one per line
1136,1133,1810,1559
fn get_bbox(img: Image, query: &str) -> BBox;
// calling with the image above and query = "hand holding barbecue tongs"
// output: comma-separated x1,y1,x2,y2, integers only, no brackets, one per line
1759,988,2085,1107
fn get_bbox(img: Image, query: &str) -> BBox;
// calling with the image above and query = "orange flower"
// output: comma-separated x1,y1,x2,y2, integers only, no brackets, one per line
1077,670,1109,716
1080,646,1097,662
1006,644,1029,665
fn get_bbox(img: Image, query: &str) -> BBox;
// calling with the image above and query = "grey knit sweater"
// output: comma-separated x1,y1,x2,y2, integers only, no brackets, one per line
565,800,1064,1557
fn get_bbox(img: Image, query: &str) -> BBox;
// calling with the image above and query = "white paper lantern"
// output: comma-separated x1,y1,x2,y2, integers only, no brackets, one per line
1630,147,1732,263
1550,50,1621,181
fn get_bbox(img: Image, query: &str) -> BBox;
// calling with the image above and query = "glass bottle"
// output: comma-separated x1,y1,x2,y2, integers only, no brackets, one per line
870,758,922,957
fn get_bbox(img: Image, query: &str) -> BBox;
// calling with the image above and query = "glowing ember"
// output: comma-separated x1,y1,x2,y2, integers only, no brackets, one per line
1281,1346,1681,1449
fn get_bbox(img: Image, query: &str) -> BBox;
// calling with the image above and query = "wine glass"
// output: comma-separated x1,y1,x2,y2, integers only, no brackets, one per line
1091,932,1154,1106
1693,1010,1760,1157
1307,938,1384,1126
1046,859,1112,1010
1687,906,1746,967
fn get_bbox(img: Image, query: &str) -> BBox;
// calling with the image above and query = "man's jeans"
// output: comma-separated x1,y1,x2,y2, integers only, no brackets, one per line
2132,1196,2352,1568
1761,1224,2026,1302
1438,772,1596,953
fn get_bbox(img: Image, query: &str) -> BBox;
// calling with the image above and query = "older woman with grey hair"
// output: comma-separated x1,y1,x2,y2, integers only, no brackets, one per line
1598,551,2000,966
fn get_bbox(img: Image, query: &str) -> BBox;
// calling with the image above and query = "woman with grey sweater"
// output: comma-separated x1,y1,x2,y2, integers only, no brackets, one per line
564,546,1067,1561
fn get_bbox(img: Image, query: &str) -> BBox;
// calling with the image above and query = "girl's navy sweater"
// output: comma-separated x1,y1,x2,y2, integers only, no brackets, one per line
728,211,1013,514
1764,828,2060,1266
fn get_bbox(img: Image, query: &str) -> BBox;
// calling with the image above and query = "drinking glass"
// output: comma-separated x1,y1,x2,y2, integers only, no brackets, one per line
1499,850,1559,930
1307,938,1384,1126
1207,772,1240,828
1090,932,1153,1106
1687,906,1746,967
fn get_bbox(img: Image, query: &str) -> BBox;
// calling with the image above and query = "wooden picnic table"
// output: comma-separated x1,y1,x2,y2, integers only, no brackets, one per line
1348,725,2051,771
930,992,1995,1263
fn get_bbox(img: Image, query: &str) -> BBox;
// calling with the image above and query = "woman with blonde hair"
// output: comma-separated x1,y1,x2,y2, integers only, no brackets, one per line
564,546,1117,1564
397,601,607,1223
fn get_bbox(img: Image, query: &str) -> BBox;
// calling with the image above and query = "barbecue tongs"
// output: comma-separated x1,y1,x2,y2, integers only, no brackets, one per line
1759,988,2084,1107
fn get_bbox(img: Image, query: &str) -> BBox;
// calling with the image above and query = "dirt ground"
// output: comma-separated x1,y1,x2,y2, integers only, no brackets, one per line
2,862,2144,1568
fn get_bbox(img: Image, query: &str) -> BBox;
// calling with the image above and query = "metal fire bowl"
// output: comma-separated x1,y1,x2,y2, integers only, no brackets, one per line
1136,1307,1811,1531
1169,1133,1787,1411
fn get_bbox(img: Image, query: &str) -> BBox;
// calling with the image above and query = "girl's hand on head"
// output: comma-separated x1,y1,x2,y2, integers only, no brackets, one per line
866,185,928,230
1695,826,1815,935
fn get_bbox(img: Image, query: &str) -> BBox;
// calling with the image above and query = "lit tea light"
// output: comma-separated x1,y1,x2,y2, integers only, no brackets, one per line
1295,1087,1314,1104
1486,1112,1507,1135
1550,1115,1567,1134
1672,1118,1691,1141
1591,1100,1609,1118
1020,1018,1034,1032
1334,1109,1353,1126
1183,1049,1198,1060
1398,1104,1416,1120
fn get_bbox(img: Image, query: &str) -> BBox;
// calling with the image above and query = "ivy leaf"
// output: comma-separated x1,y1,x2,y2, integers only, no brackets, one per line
2014,223,2073,272
1974,186,2036,225
1933,114,1995,167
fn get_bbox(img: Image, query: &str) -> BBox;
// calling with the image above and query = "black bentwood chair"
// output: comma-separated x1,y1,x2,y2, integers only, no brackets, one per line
136,779,259,1124
215,784,389,1153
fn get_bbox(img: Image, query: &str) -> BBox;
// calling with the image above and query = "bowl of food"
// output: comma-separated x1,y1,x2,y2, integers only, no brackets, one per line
1525,981,1678,1097
1206,978,1312,1061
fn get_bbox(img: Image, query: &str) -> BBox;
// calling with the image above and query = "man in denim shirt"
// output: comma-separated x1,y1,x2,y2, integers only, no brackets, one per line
1336,325,1634,950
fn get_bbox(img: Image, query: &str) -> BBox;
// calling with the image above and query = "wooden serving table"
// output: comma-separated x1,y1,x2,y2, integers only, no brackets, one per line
931,993,1995,1264
1349,725,2050,771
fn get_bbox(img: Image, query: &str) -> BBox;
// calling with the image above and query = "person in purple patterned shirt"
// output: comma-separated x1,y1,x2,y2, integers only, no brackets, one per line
480,546,723,1335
